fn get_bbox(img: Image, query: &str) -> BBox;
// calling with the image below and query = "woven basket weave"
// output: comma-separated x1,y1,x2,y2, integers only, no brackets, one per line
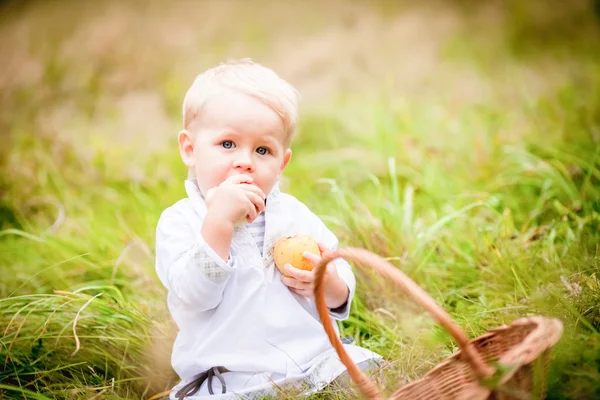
313,247,563,400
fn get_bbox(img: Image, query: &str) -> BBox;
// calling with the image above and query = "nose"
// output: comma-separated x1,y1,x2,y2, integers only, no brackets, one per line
232,154,255,173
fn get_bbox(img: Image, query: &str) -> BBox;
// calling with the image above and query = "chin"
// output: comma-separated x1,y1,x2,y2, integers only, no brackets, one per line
261,184,275,197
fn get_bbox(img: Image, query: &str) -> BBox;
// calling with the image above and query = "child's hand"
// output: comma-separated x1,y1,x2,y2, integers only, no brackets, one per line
280,243,350,309
205,174,266,225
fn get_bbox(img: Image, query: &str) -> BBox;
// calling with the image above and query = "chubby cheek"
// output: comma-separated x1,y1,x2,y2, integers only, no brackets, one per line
256,170,281,196
195,164,229,194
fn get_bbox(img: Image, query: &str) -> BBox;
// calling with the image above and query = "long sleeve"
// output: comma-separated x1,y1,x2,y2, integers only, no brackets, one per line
155,205,237,311
308,210,356,321
328,257,355,320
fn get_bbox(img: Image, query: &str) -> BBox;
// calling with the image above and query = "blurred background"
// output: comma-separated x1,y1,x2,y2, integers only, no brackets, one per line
1,0,599,399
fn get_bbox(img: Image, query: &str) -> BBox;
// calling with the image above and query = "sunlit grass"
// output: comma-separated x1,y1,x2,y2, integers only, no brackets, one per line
1,0,600,399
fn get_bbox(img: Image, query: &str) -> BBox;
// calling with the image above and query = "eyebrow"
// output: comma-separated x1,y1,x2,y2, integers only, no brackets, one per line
215,129,239,138
262,136,279,148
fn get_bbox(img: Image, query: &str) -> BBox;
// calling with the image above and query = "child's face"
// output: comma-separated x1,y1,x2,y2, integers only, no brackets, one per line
180,90,292,198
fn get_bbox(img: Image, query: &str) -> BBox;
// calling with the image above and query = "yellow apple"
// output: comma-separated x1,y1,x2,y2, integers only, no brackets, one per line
273,234,320,276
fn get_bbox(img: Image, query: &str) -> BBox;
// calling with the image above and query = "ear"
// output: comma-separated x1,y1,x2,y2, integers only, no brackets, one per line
279,149,292,174
178,130,195,168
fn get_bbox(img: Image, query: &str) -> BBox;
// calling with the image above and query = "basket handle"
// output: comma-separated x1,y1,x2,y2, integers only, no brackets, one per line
313,247,495,399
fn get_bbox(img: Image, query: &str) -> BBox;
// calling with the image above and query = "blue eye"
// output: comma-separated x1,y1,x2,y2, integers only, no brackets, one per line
221,141,234,149
256,147,269,155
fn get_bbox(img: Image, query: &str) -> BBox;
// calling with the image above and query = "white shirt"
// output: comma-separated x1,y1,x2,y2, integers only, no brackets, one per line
155,180,381,398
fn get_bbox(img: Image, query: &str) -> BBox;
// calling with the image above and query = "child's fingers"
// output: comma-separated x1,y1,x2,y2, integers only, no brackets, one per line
281,270,312,290
245,192,265,214
302,251,322,267
281,275,302,288
238,184,266,201
280,270,314,297
224,174,253,186
245,200,258,223
316,242,330,253
283,264,313,282
290,287,313,298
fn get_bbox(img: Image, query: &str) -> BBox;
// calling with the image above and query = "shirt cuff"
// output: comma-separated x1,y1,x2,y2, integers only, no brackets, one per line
188,239,236,284
200,239,236,270
328,298,350,320
328,273,353,320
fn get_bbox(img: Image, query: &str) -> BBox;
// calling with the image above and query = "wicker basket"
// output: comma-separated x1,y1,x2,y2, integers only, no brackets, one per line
313,247,563,400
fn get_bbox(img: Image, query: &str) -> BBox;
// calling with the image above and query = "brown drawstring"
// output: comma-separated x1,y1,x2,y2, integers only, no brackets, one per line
207,367,226,395
175,367,228,399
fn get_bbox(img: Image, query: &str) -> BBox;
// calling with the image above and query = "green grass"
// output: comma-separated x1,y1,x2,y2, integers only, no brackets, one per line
1,0,600,399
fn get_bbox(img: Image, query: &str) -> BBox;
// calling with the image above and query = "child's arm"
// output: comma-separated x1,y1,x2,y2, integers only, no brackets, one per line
324,242,356,320
328,258,355,319
155,207,237,311
284,238,356,321
308,207,356,319
201,175,265,260
280,201,356,320
156,175,265,310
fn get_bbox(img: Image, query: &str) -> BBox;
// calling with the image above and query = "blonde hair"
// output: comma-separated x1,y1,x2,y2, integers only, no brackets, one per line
182,59,300,145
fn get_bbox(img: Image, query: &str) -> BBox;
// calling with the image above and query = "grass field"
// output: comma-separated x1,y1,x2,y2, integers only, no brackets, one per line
1,0,599,399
